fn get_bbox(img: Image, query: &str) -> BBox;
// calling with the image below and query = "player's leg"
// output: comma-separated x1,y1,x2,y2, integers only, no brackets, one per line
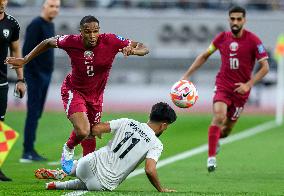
46,179,87,190
221,104,244,138
61,83,91,174
207,101,228,172
81,106,102,156
62,112,90,174
76,153,105,191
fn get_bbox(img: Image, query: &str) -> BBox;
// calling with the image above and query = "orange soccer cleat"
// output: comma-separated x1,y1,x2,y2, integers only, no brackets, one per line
35,168,66,180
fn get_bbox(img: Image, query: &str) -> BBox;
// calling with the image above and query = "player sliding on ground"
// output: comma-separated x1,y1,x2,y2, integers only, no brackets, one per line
45,102,177,192
181,6,269,172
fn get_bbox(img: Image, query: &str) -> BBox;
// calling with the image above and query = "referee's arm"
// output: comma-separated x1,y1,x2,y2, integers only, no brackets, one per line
9,39,24,80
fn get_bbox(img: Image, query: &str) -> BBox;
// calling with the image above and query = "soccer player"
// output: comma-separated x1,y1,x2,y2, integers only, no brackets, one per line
181,6,269,172
46,102,177,192
0,0,26,181
20,0,60,163
5,15,149,174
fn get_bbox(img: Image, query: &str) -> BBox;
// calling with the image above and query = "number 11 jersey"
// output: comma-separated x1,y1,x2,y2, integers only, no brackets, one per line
90,118,163,191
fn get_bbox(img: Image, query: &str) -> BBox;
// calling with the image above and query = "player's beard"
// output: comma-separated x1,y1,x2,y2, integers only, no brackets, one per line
231,25,242,36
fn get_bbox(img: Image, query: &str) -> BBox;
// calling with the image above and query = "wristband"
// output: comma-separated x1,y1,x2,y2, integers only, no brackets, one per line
16,79,26,83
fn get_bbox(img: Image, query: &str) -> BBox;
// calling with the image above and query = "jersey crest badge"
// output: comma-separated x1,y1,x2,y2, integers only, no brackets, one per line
257,44,265,54
229,42,238,52
116,35,126,41
84,50,94,60
3,29,9,38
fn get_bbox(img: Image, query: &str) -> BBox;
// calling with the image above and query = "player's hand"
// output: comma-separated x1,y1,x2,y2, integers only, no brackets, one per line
234,82,251,94
119,46,134,57
14,81,26,99
4,57,26,69
160,188,177,192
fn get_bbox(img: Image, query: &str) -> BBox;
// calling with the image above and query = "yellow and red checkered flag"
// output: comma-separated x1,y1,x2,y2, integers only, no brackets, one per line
0,122,19,167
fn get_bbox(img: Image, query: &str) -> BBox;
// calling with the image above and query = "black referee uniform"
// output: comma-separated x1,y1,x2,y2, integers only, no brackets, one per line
0,13,20,181
0,13,20,121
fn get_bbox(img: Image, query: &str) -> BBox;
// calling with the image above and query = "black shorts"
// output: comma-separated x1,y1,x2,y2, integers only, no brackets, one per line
0,85,9,121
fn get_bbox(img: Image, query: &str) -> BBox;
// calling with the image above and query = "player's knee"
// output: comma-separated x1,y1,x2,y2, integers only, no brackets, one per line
74,125,90,139
212,113,226,126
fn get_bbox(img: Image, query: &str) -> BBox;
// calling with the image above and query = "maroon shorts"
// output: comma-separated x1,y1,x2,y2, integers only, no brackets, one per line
213,89,247,121
61,80,102,126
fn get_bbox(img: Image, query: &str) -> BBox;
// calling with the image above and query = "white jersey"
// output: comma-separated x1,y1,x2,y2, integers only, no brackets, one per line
89,118,163,191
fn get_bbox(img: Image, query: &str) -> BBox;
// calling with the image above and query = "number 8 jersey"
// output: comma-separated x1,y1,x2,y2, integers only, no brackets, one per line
90,118,163,191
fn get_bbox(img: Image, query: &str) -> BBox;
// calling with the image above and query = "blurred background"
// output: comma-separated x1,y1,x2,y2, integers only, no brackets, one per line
6,0,284,113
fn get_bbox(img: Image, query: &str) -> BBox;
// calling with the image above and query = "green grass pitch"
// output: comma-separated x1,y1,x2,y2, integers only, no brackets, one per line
0,111,283,195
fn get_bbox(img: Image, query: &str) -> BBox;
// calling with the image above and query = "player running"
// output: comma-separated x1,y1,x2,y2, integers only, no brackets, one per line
45,102,177,192
5,15,149,175
181,6,269,172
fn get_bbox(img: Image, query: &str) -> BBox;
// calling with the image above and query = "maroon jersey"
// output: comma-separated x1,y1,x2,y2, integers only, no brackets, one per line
57,33,131,103
212,29,268,98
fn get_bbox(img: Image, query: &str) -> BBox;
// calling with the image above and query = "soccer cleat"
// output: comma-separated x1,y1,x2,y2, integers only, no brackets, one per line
207,157,217,172
35,168,67,180
46,181,57,190
61,143,75,175
0,169,12,181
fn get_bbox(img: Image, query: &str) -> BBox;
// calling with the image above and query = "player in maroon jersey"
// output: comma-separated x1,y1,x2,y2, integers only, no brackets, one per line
181,6,269,172
5,15,149,174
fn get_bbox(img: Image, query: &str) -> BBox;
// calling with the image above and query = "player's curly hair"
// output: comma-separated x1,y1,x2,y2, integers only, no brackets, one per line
80,15,100,27
150,102,177,124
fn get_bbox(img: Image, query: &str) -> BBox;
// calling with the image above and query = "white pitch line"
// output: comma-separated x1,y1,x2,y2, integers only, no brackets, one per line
63,120,278,196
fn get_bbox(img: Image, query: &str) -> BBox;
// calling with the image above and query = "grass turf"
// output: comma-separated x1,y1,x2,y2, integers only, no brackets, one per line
0,111,280,195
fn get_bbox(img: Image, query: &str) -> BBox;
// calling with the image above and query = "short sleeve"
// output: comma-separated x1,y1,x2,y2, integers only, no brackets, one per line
212,32,225,50
146,142,163,162
11,20,20,42
253,36,269,61
56,34,71,49
108,34,131,51
109,118,128,134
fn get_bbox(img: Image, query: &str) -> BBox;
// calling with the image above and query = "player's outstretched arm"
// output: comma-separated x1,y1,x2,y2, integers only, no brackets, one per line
91,122,111,139
5,37,58,69
119,41,149,57
181,49,213,80
145,158,176,193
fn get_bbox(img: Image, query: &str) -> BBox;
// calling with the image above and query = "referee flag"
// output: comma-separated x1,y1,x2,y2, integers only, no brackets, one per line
0,122,19,167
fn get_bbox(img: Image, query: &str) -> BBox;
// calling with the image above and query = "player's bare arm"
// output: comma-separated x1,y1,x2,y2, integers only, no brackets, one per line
5,36,58,69
91,122,111,139
145,158,176,193
9,39,26,98
181,46,214,80
119,41,149,57
234,59,269,94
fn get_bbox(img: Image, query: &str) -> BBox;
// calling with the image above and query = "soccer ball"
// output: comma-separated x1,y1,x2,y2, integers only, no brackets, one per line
170,80,198,108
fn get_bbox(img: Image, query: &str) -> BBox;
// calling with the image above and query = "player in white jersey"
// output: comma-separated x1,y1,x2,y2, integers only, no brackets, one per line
46,102,177,192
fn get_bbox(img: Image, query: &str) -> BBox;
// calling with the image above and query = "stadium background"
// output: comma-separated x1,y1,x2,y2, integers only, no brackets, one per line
6,0,284,114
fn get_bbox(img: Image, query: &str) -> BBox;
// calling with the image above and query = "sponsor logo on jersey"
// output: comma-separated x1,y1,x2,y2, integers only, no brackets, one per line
84,50,94,60
229,53,237,57
116,35,126,41
257,44,265,54
229,42,238,51
3,29,9,38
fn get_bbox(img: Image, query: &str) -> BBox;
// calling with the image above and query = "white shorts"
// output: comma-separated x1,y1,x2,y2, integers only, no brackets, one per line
76,153,105,191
